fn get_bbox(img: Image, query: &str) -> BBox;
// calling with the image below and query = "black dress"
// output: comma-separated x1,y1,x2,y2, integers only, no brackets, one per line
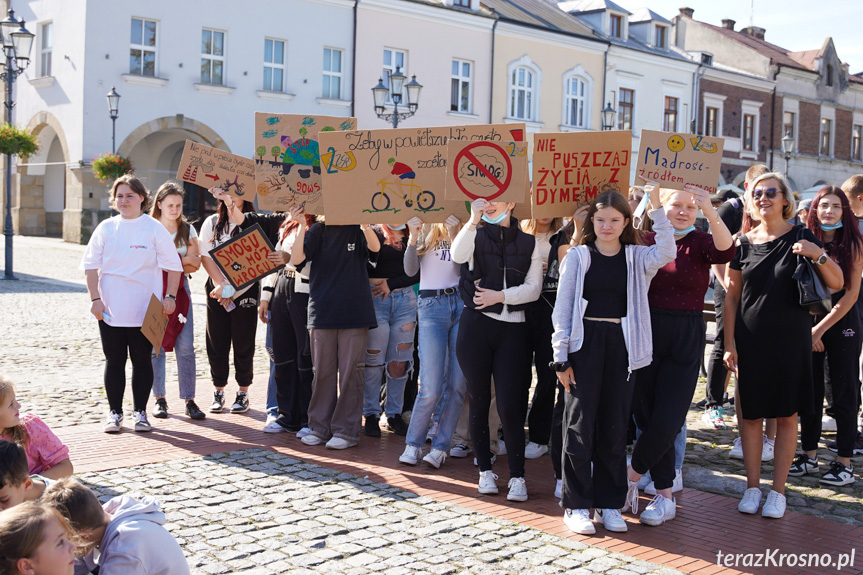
729,225,819,419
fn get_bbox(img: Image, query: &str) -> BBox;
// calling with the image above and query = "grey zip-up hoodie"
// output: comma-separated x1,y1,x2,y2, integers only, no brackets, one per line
74,495,189,575
551,207,676,374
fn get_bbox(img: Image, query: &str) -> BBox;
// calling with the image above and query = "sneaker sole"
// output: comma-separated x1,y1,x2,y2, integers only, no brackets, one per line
423,456,444,469
230,406,250,413
209,406,224,413
450,451,470,458
478,487,499,495
819,478,855,487
262,426,287,433
598,516,629,532
152,412,168,419
399,456,419,465
564,518,595,535
134,426,152,432
506,492,528,502
103,426,121,433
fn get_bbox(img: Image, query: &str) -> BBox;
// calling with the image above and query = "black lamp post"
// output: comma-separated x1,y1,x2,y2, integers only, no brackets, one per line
601,102,616,131
1,8,34,281
372,66,422,128
106,87,120,154
781,131,794,180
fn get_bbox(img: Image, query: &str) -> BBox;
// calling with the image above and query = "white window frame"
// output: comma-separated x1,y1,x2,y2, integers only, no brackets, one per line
506,55,541,123
322,47,343,100
560,66,593,130
702,92,726,138
201,28,226,86
820,107,836,157
451,58,473,114
382,48,407,105
130,17,158,77
39,22,53,77
263,38,286,93
739,99,762,159
654,24,668,48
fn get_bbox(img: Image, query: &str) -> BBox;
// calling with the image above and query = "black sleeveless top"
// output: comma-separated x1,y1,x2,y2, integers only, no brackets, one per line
583,243,627,318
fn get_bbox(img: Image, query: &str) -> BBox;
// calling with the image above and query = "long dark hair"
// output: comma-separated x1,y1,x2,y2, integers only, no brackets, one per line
577,191,641,246
215,200,255,239
150,182,192,248
807,186,863,286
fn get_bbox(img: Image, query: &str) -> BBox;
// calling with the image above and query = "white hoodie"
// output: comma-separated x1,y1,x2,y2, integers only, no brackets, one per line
74,495,189,575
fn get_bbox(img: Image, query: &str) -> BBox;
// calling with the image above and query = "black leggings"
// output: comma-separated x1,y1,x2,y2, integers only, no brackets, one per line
272,275,313,430
705,282,728,406
456,308,531,479
631,310,704,490
525,297,557,444
801,307,861,457
98,321,154,413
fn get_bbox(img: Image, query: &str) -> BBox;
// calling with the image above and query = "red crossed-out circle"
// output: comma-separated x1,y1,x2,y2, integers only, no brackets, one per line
452,141,513,201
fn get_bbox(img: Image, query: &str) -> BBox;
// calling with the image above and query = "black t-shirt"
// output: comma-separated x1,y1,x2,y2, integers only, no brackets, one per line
301,223,377,329
583,243,627,318
717,197,744,236
367,227,419,290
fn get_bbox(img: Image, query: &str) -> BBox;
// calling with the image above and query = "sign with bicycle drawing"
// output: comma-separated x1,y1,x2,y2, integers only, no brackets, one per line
176,140,257,202
318,123,526,224
444,140,528,203
254,113,357,213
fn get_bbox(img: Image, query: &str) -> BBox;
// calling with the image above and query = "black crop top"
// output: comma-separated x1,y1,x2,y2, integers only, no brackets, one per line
583,243,627,318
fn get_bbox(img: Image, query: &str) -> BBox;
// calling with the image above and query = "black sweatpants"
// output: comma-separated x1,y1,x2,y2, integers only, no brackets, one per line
550,382,565,479
525,297,557,445
98,321,154,413
271,275,313,430
456,308,531,479
801,306,861,457
705,282,727,407
631,310,704,491
561,321,632,510
205,278,259,388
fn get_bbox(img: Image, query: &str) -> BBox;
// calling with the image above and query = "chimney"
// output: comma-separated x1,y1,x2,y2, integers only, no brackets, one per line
721,19,735,30
742,26,766,40
679,7,694,18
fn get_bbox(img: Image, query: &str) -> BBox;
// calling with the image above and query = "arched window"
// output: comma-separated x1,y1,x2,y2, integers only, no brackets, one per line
565,76,587,128
509,66,536,121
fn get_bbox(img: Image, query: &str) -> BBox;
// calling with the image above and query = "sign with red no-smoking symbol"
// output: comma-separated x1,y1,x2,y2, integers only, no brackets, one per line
444,140,529,202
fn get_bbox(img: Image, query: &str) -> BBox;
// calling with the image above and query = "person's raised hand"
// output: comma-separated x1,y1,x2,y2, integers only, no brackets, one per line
644,181,661,211
407,216,423,244
470,199,490,225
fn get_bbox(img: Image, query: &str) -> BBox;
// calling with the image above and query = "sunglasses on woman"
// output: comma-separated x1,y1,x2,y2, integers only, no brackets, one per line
752,188,780,200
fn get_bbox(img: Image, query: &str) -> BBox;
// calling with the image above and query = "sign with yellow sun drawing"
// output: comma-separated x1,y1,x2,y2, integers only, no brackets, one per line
634,130,724,194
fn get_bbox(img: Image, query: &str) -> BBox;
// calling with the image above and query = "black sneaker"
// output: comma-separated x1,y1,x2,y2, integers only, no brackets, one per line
827,433,863,455
820,461,855,486
788,454,819,477
152,398,169,419
387,415,408,436
230,391,250,413
364,416,381,437
210,390,225,413
185,400,206,420
695,398,708,409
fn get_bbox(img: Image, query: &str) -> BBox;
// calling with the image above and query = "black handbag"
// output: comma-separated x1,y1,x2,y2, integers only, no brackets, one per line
791,227,832,316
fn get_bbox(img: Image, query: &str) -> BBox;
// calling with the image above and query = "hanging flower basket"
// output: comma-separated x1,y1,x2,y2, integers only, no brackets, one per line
0,123,40,159
92,152,134,183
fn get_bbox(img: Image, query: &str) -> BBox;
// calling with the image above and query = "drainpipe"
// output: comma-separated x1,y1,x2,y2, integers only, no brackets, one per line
489,15,498,124
691,65,705,133
600,47,608,130
769,65,781,171
350,0,359,118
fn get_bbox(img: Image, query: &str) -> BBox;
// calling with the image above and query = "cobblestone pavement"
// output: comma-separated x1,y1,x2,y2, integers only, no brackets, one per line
4,236,863,528
78,448,685,575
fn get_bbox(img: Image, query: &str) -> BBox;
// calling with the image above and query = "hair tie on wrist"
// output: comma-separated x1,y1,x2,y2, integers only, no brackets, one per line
91,297,101,302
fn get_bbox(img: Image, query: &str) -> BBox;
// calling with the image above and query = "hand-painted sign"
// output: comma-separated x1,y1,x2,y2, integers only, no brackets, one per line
177,140,257,202
254,114,357,213
531,131,632,217
319,124,526,224
634,131,724,194
140,295,168,357
208,224,283,291
445,140,528,203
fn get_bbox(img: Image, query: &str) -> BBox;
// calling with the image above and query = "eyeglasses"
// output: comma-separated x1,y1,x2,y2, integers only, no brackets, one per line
752,188,780,200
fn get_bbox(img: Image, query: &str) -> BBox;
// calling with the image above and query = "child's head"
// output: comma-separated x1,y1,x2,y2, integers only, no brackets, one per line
0,441,30,511
841,175,863,218
0,377,25,446
41,478,107,547
0,502,76,575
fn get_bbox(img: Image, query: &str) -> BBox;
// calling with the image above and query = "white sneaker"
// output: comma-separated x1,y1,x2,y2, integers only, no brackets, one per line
621,478,640,514
426,420,439,443
423,448,447,469
301,434,325,446
729,436,744,459
563,509,595,535
399,445,421,465
821,415,838,432
645,468,683,495
738,487,762,514
103,410,123,433
478,470,499,494
524,441,548,459
473,454,497,466
262,419,286,433
296,427,312,439
639,494,676,526
761,436,775,462
596,508,628,532
637,471,652,490
507,477,528,502
133,410,152,432
761,489,786,519
450,443,471,457
554,479,562,500
326,436,357,450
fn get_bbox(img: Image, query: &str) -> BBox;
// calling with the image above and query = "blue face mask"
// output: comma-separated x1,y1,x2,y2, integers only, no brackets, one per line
481,211,508,225
674,225,696,236
386,224,406,231
821,221,843,231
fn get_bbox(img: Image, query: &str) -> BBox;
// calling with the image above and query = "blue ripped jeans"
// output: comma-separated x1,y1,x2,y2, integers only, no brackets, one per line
151,277,197,400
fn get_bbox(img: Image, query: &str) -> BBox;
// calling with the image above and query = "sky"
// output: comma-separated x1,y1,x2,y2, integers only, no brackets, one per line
613,0,863,74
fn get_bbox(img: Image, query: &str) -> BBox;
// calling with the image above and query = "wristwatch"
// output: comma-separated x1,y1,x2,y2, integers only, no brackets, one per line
165,294,177,300
812,252,828,266
549,361,571,372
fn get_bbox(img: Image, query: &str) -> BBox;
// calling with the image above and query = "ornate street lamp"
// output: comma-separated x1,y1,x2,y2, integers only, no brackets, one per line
372,66,422,128
106,87,121,154
601,102,616,131
781,131,795,180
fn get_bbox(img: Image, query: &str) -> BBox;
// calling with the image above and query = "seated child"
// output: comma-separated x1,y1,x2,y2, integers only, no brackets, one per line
0,377,73,479
0,440,54,510
42,477,190,575
0,501,77,575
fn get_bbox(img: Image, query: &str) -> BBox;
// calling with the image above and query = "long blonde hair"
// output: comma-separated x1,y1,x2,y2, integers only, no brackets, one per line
0,503,77,574
418,223,458,256
0,377,28,446
520,218,563,236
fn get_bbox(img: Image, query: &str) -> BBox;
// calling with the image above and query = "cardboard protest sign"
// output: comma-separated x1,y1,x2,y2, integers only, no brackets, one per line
444,140,528,203
634,131,724,194
319,124,526,225
141,295,168,357
208,223,283,291
177,140,257,202
254,114,357,213
532,131,632,218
